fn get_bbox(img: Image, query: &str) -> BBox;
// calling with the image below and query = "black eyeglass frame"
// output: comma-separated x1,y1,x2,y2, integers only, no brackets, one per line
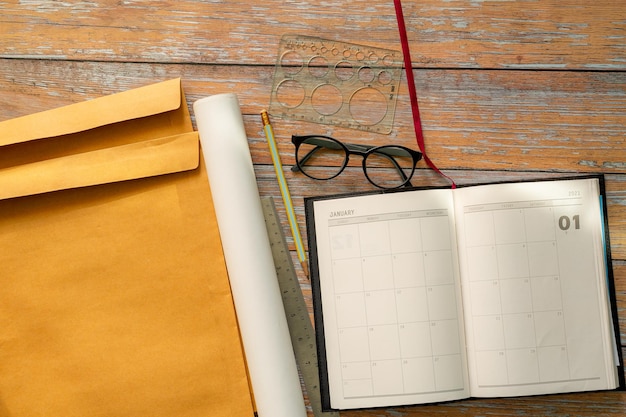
291,135,423,189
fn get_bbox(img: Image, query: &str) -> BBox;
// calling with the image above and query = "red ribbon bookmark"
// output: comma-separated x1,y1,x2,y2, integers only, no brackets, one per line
393,0,456,188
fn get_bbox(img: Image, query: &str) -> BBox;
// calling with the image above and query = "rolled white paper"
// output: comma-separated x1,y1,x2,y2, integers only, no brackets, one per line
193,93,307,417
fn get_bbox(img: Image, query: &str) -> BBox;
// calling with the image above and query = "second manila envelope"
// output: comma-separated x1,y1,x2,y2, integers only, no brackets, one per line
0,79,254,417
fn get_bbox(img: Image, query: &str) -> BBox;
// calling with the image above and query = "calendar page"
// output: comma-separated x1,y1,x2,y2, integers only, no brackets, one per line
453,178,619,397
310,189,470,410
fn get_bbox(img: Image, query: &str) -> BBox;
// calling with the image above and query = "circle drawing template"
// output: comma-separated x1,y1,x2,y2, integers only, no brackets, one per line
269,34,403,134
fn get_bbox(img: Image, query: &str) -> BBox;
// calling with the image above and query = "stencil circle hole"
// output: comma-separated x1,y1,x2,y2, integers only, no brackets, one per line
335,61,354,81
308,55,329,78
349,87,387,126
311,84,343,116
356,51,365,61
280,51,303,75
276,80,305,108
358,66,375,84
378,70,393,85
382,54,396,67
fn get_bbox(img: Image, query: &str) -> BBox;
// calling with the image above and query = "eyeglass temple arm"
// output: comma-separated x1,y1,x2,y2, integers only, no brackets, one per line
291,137,345,172
366,147,422,187
291,145,322,172
290,142,396,172
364,147,413,184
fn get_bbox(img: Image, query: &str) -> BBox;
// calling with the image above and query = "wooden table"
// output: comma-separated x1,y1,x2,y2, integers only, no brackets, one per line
1,1,625,415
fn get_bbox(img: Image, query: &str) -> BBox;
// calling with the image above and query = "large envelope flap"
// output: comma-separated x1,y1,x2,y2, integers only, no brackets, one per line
0,132,199,201
0,78,184,147
0,78,198,200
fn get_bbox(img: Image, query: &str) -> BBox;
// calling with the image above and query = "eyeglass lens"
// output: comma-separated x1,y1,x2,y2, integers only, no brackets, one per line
296,136,416,189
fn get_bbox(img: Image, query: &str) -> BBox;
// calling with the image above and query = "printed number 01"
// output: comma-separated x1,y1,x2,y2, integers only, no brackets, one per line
558,215,580,231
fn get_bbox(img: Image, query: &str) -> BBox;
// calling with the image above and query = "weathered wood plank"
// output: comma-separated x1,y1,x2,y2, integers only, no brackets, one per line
1,0,624,70
1,60,624,174
265,69,626,174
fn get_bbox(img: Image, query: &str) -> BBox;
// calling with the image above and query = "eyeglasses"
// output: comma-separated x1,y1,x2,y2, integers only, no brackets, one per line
291,135,422,189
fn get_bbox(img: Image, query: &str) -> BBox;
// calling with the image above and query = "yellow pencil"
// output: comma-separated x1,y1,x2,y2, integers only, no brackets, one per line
260,110,309,278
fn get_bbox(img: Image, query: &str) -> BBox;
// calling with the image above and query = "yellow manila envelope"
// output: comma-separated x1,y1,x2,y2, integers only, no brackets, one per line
0,79,254,417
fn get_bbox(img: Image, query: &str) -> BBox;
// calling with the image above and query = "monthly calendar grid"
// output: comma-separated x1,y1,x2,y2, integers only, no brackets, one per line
328,210,465,399
464,202,579,387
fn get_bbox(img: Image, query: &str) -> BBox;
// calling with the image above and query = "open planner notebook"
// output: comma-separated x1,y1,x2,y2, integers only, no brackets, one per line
305,176,623,411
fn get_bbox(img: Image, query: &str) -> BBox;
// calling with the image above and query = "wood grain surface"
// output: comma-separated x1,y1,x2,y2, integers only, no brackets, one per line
1,0,625,415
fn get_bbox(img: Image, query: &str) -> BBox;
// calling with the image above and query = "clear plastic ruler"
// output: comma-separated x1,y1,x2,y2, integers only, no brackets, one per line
269,34,403,134
261,197,339,417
